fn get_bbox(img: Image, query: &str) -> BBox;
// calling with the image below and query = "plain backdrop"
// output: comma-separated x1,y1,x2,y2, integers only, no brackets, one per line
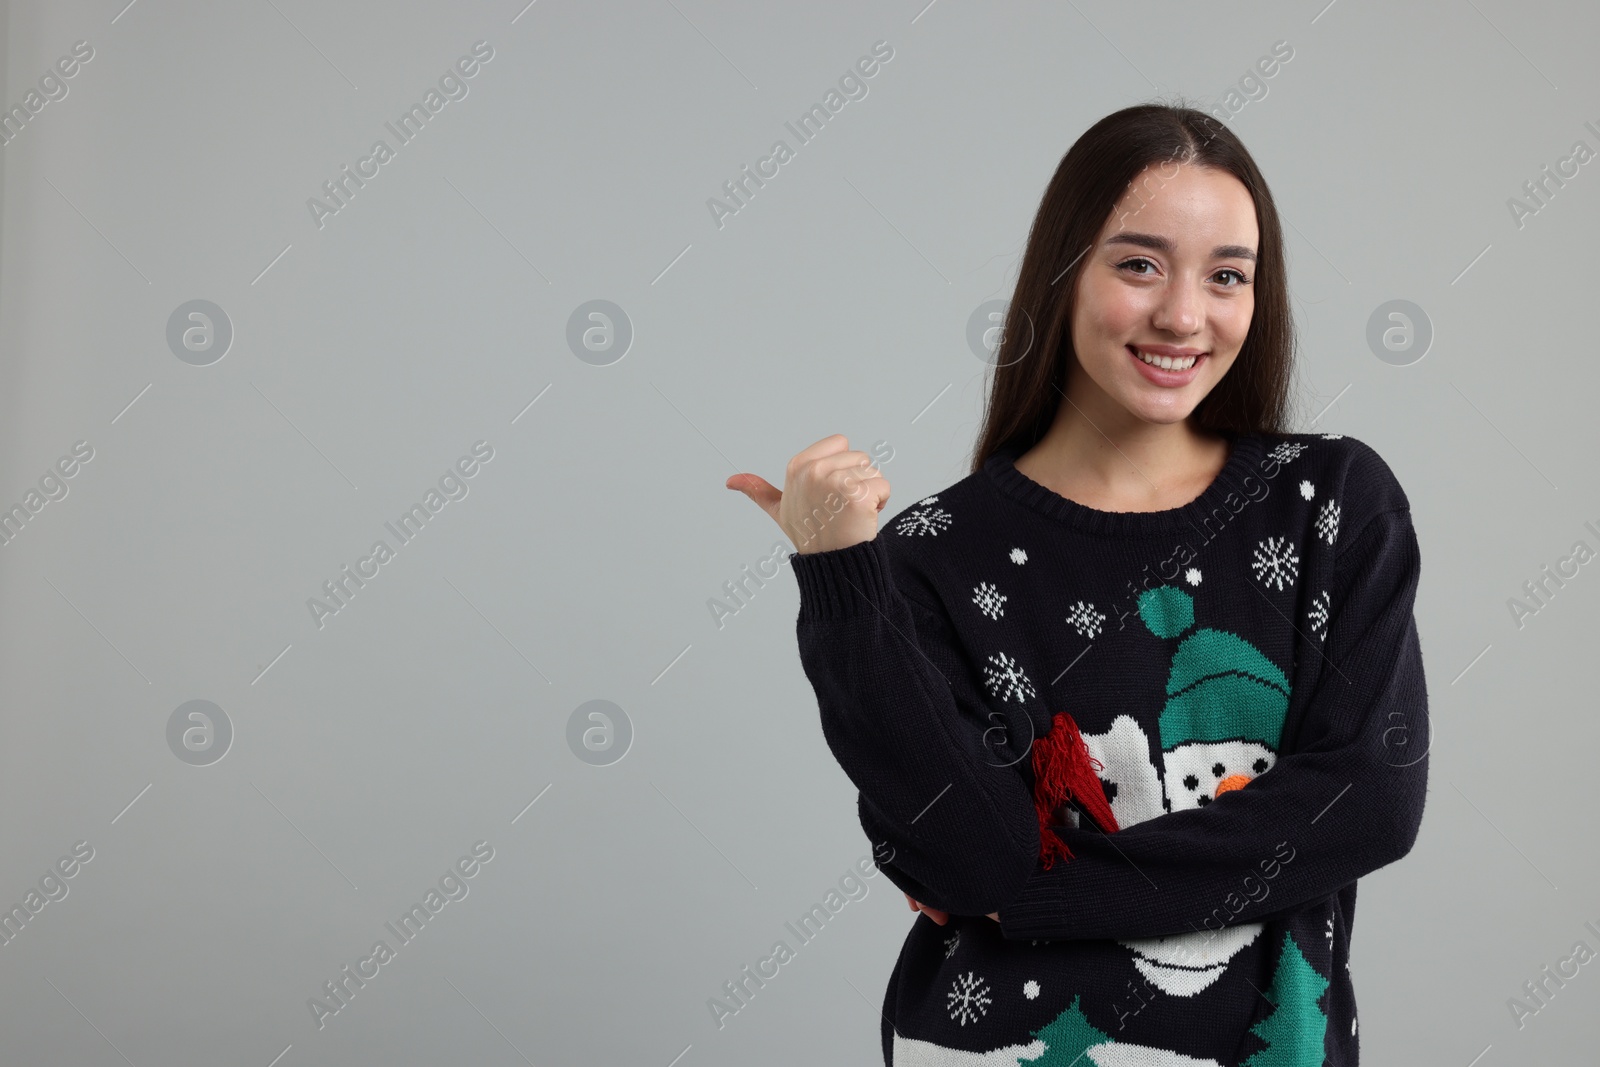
0,0,1595,1064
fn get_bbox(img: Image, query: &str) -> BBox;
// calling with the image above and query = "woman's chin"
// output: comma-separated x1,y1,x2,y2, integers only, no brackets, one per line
1116,391,1202,426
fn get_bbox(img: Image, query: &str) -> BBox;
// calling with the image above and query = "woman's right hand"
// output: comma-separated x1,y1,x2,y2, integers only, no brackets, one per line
908,895,992,927
725,434,890,555
905,892,951,926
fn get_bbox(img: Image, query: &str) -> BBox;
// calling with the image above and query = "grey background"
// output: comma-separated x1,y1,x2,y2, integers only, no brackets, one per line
0,0,1593,1063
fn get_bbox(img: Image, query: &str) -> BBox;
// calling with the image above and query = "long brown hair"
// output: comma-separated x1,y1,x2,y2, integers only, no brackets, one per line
970,103,1295,474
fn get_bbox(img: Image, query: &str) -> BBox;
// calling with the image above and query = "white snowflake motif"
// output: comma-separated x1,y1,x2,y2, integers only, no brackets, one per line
1322,433,1344,440
1326,915,1335,950
981,651,1037,703
1308,590,1331,641
1023,980,1041,1000
1184,567,1202,586
1267,441,1308,465
946,971,992,1026
1298,479,1315,500
1065,600,1106,639
1315,498,1341,546
1251,536,1300,591
944,932,960,959
894,505,953,538
972,582,1007,620
1009,547,1028,565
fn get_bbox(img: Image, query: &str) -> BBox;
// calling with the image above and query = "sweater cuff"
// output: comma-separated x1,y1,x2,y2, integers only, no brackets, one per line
790,536,900,623
997,867,1074,941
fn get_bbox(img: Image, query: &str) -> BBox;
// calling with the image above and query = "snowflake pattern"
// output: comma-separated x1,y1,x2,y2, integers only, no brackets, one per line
1326,915,1335,950
1315,498,1341,545
1267,441,1308,465
946,971,993,1026
1009,547,1028,565
1308,589,1332,641
1299,479,1315,500
1065,600,1106,638
1184,567,1202,586
1323,433,1344,439
981,651,1037,703
1023,980,1041,1000
894,505,953,538
944,932,960,959
972,582,1007,620
1251,536,1300,591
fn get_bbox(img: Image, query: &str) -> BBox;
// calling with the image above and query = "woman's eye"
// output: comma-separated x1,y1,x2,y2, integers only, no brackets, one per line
1117,259,1250,287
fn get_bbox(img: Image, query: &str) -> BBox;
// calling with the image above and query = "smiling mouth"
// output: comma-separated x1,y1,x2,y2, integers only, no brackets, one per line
1128,345,1203,372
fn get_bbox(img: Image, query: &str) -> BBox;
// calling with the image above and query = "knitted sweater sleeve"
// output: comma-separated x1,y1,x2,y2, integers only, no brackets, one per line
997,505,1430,941
790,534,1042,917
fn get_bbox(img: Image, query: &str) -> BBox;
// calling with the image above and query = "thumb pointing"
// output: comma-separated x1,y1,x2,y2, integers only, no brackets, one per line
726,472,782,522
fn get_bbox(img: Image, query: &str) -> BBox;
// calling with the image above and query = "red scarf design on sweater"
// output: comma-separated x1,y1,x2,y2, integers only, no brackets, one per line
1030,710,1120,867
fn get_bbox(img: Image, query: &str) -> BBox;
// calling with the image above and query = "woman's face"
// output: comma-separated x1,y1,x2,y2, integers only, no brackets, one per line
1065,160,1259,427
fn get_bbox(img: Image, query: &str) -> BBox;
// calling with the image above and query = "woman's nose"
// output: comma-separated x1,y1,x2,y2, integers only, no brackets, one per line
1153,281,1203,335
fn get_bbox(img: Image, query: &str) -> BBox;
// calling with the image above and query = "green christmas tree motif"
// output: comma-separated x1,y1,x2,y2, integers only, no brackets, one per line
1241,932,1329,1066
1019,994,1111,1066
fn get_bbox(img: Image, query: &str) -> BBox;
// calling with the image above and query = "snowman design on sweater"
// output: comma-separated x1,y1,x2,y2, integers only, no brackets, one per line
1041,584,1294,1002
902,583,1323,1065
1140,583,1291,815
1058,582,1291,830
1113,582,1295,1012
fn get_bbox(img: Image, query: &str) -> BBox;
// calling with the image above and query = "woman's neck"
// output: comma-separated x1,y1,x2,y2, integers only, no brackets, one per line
1013,417,1232,515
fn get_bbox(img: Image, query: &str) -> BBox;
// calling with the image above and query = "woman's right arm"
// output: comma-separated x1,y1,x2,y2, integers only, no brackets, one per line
728,434,1042,918
789,535,1042,918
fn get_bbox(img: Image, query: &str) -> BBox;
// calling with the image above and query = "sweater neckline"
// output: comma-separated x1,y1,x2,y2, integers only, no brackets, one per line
982,431,1266,537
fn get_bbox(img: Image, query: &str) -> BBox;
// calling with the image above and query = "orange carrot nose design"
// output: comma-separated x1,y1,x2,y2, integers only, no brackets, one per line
1215,774,1252,797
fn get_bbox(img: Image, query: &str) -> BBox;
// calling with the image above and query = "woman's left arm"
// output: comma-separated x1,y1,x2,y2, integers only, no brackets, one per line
996,505,1430,942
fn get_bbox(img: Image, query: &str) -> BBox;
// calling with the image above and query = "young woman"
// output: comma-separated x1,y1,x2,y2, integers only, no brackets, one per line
728,104,1428,1066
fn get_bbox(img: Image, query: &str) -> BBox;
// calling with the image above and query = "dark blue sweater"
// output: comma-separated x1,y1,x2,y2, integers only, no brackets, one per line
789,431,1429,1066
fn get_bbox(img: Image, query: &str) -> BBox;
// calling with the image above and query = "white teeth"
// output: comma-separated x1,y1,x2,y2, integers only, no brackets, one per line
1133,347,1197,371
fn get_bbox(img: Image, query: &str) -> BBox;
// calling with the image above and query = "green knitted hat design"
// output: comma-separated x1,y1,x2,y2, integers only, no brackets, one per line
1137,585,1292,751
1138,584,1194,638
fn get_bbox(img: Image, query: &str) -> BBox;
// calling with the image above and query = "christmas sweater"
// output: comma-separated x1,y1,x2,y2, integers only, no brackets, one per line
789,431,1429,1066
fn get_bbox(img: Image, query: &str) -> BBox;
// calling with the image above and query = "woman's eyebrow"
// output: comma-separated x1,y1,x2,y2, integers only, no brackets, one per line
1105,231,1258,263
